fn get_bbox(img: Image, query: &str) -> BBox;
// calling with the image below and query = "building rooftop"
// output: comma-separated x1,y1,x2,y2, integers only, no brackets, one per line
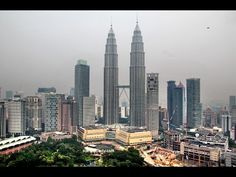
122,127,147,133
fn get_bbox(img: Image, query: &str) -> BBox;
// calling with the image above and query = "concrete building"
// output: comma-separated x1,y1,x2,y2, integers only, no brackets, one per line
44,93,62,132
8,99,26,136
82,96,95,127
60,100,72,133
130,21,146,127
78,126,107,142
66,96,77,127
0,101,6,138
146,73,159,139
5,90,13,100
203,107,217,128
115,128,152,146
180,141,221,166
25,96,42,131
186,78,201,128
103,25,119,125
224,151,236,167
75,59,90,127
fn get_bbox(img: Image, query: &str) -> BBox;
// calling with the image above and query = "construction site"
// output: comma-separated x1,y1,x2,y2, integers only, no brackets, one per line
141,146,190,167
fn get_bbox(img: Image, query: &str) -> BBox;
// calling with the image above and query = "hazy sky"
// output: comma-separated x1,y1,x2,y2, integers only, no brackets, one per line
0,11,236,108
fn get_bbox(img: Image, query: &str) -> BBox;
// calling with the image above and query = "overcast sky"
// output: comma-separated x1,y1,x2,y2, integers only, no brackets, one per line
0,11,236,108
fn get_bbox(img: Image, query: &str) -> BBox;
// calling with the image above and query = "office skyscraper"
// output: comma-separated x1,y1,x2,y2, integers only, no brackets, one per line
167,81,176,126
146,73,159,138
173,82,185,128
130,21,145,127
229,96,236,111
75,60,89,127
103,25,119,125
186,78,201,128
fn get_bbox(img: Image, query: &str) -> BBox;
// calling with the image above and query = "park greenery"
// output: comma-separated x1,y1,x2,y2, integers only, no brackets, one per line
0,135,145,167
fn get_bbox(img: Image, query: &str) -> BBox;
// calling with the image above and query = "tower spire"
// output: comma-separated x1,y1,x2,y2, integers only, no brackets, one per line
110,16,112,28
136,13,138,24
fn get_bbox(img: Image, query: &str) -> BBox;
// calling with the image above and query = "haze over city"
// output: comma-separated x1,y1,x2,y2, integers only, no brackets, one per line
0,10,236,107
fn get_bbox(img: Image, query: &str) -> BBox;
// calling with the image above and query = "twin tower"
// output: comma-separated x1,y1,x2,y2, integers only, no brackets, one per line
104,21,145,127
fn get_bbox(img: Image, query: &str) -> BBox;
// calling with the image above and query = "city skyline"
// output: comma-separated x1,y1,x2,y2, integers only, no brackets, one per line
0,11,236,107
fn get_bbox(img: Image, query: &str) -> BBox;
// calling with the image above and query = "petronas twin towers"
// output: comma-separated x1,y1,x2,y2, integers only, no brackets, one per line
104,22,145,127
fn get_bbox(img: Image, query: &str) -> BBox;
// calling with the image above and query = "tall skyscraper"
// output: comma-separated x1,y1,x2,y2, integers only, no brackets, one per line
186,78,201,128
8,98,26,136
25,96,42,131
167,81,185,129
167,81,176,126
173,82,185,128
75,59,89,127
0,101,6,137
103,25,119,125
146,73,159,138
231,105,236,127
130,21,145,127
229,96,236,111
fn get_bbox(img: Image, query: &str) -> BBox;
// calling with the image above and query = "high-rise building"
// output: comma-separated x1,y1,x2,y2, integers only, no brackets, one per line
38,87,56,93
222,114,231,135
203,107,217,128
8,99,26,136
173,82,185,128
186,78,201,128
130,21,145,127
82,96,95,127
229,96,236,111
5,90,13,100
146,73,159,138
75,59,89,127
61,100,72,133
44,93,62,132
0,101,6,137
25,96,42,131
66,96,77,127
231,105,236,127
167,81,176,126
103,25,119,125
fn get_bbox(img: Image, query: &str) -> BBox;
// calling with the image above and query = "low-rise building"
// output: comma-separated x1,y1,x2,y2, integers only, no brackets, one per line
180,141,221,166
40,131,71,142
78,126,107,142
115,128,152,146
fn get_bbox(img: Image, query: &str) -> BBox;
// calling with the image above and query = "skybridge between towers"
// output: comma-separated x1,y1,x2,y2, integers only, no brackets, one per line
116,85,130,104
